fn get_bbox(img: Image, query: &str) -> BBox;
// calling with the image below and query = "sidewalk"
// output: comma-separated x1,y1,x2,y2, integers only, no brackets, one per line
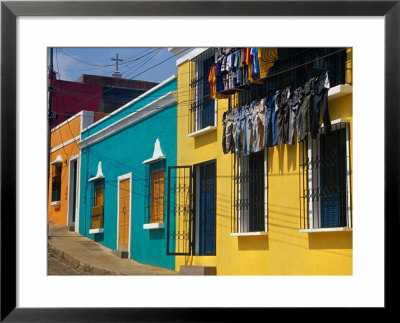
47,222,178,275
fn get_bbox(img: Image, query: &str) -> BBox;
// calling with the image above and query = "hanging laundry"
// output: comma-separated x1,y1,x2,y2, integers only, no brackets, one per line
276,87,291,145
265,91,279,147
258,48,278,79
250,48,260,81
222,109,236,154
229,52,236,89
310,73,331,139
208,65,216,99
297,77,314,142
244,102,255,156
234,50,242,87
287,87,302,145
215,60,224,94
250,98,265,152
244,48,254,83
235,105,248,156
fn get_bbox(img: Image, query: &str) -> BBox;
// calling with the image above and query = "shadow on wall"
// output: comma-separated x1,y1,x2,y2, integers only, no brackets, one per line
194,130,218,149
148,229,165,241
184,255,193,267
238,235,269,251
275,143,297,174
308,231,352,249
287,142,297,172
267,147,274,173
94,233,104,243
277,145,285,174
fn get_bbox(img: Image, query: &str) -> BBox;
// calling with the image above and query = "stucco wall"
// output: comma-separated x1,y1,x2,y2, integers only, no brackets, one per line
79,100,177,270
175,59,353,275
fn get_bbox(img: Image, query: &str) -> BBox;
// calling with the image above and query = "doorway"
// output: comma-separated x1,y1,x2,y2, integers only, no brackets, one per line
117,173,131,256
68,157,78,230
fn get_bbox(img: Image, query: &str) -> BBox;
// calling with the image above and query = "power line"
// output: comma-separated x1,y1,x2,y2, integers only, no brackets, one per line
59,47,163,68
51,48,349,130
49,47,191,114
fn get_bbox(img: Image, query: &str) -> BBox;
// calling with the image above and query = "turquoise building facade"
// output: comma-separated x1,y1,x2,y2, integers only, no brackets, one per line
78,75,177,270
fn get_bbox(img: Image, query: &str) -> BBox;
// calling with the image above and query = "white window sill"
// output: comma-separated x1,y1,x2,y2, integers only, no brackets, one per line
89,228,104,234
230,231,268,237
188,126,217,138
299,227,352,233
328,84,352,100
88,175,105,182
51,201,60,209
143,223,165,230
142,156,166,164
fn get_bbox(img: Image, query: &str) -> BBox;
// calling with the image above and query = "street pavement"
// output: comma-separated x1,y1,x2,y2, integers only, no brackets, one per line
48,222,178,275
48,253,82,275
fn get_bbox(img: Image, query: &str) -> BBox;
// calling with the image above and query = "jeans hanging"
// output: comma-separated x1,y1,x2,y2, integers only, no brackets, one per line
311,73,331,139
235,106,247,156
277,87,290,145
253,98,266,152
288,88,301,145
297,77,314,142
265,92,279,147
225,109,235,154
244,103,255,156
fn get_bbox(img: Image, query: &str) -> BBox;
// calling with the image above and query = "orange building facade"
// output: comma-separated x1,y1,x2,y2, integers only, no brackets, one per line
48,111,106,231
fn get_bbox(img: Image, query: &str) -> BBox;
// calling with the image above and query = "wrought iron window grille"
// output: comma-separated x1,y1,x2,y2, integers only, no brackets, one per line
51,164,62,202
166,160,217,256
231,150,268,234
144,160,166,225
299,122,352,230
188,48,217,134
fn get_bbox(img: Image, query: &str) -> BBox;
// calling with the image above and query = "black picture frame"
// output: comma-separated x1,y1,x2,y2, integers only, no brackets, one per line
1,1,398,321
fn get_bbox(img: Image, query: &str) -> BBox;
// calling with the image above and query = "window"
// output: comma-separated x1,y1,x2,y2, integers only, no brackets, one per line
144,160,166,228
91,180,104,229
51,163,62,202
300,121,352,230
166,160,216,256
150,168,165,223
193,160,216,255
232,150,267,234
189,49,216,133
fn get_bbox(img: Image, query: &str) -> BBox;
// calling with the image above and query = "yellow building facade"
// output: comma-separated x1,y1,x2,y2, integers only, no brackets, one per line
170,47,352,275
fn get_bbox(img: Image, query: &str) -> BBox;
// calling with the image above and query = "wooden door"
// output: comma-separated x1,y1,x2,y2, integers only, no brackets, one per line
118,179,130,247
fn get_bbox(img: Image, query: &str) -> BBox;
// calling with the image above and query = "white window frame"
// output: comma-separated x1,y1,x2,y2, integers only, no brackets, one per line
231,149,268,236
301,119,352,233
190,49,217,135
67,154,80,233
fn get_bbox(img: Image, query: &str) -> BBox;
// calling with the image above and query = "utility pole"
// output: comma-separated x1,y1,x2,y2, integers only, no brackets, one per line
47,48,55,208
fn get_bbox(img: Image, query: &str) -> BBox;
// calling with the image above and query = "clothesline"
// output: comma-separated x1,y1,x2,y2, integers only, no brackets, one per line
209,47,348,100
222,72,332,157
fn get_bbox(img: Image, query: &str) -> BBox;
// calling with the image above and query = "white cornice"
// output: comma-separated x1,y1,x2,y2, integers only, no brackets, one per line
168,48,208,66
51,110,95,134
50,135,81,153
50,155,63,165
79,91,177,150
51,111,83,133
88,161,105,182
142,138,166,164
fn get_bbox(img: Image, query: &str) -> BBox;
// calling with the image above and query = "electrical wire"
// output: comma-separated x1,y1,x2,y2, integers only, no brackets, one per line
49,48,191,115
50,48,349,130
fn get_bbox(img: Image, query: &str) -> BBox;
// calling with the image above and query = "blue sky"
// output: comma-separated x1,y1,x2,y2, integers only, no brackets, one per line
50,47,178,83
